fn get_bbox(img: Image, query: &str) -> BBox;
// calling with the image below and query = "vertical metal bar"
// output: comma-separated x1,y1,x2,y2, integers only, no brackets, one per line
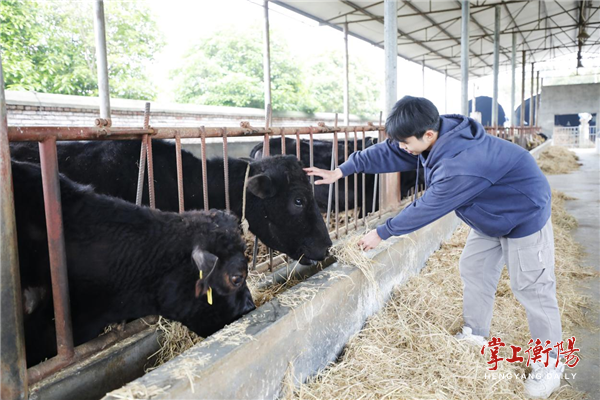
511,32,517,127
325,114,337,228
343,21,350,126
361,129,366,226
280,127,286,155
378,112,383,218
537,76,542,128
175,133,185,213
252,237,259,271
520,51,526,127
135,136,147,206
421,60,426,97
1,52,28,400
334,129,339,239
353,128,358,231
200,127,209,211
146,137,156,209
461,0,470,116
344,128,349,232
93,0,111,120
309,128,314,189
222,128,230,212
263,0,271,115
444,69,448,114
38,139,75,360
384,0,397,116
268,249,273,272
530,62,535,128
492,5,501,128
295,130,301,159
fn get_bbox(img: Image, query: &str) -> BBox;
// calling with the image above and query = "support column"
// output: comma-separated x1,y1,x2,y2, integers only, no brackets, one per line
461,0,470,116
520,51,526,127
529,62,534,127
263,0,272,117
343,22,350,125
93,0,111,120
444,69,448,114
383,0,400,208
535,71,540,126
0,52,28,400
492,5,500,128
511,32,517,127
421,60,425,97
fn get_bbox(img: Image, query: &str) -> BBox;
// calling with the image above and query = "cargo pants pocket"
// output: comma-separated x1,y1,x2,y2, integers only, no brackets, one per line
514,243,555,291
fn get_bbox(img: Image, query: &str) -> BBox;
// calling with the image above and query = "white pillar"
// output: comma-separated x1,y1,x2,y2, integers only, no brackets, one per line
511,32,517,127
93,0,111,119
384,0,398,117
461,0,470,116
492,5,500,127
343,22,350,125
263,0,272,119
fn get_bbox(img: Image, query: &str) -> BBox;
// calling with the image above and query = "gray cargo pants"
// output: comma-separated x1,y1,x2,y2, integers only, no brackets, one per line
459,218,562,346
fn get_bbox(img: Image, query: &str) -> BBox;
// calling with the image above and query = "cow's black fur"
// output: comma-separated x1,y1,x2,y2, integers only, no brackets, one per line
11,140,332,262
11,160,255,367
249,138,423,213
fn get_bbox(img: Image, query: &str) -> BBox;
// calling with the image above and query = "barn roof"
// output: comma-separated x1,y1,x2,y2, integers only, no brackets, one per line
272,0,600,78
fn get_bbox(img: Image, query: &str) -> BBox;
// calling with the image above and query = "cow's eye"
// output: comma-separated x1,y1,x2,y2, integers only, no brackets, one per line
294,198,304,208
230,274,244,287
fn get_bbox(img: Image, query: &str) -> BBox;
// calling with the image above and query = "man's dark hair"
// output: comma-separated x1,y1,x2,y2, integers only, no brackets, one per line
386,96,441,142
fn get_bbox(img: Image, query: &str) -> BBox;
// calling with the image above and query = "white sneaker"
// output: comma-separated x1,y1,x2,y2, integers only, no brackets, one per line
524,359,564,399
454,326,487,347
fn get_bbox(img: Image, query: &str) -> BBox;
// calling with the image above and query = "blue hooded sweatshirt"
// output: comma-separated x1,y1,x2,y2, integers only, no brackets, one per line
339,114,551,240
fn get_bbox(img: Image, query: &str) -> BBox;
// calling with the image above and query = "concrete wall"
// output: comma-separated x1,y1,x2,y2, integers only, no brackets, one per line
6,91,373,128
539,83,600,137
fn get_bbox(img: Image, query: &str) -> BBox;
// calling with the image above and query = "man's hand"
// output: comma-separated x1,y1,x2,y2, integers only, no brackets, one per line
358,230,382,251
303,167,343,185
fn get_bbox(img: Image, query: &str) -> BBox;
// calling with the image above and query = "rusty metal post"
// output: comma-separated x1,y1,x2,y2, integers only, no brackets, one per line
309,128,314,189
280,127,286,155
492,5,500,128
222,128,230,212
93,0,111,121
200,127,209,210
334,129,340,239
344,128,349,232
38,138,75,360
135,137,147,206
325,114,337,228
175,133,185,213
460,0,470,116
295,130,300,159
361,129,366,225
353,128,358,231
511,32,517,127
146,137,156,209
1,52,28,400
535,71,540,127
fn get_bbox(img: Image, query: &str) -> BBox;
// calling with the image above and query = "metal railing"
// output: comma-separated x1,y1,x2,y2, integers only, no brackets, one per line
3,105,404,396
553,125,596,148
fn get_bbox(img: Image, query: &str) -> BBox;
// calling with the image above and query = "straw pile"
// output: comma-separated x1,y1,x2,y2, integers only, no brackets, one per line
286,190,595,400
537,146,581,175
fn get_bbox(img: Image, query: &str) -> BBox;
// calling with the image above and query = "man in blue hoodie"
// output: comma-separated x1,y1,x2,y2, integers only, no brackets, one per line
305,96,563,399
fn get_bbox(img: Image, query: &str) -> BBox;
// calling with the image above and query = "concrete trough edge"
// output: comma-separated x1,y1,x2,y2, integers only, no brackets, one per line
103,212,461,400
529,139,552,160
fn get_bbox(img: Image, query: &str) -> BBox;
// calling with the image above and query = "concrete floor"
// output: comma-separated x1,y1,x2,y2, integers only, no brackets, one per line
546,148,600,399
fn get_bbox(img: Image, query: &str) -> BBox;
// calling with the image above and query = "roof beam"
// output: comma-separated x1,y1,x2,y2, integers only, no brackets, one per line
554,0,579,24
403,1,492,68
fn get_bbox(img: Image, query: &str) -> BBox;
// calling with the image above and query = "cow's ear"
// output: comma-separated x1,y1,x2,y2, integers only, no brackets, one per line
192,247,218,272
247,174,277,199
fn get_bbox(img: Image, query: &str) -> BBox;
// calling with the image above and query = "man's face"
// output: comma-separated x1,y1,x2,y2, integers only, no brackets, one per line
398,131,436,155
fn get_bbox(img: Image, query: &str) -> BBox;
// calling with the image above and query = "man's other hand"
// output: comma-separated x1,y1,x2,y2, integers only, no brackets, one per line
303,167,343,185
358,230,382,251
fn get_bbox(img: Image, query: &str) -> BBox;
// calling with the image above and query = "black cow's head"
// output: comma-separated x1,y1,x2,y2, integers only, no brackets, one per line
175,210,255,337
245,155,332,263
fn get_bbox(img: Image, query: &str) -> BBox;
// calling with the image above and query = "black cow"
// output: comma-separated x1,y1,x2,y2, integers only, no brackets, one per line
11,140,332,263
12,160,255,366
249,137,423,213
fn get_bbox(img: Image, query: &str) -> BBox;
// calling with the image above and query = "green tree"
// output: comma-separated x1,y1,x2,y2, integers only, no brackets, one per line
172,25,316,112
0,0,164,100
304,49,382,118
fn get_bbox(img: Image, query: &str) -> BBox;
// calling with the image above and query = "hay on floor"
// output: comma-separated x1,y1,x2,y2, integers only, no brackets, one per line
287,190,595,400
537,146,581,175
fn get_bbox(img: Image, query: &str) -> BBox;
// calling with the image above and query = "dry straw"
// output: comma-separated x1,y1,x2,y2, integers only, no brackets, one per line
286,190,595,400
537,146,581,175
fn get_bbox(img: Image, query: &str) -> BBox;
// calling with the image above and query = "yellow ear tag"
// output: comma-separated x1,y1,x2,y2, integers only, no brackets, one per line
207,287,213,305
199,270,203,280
